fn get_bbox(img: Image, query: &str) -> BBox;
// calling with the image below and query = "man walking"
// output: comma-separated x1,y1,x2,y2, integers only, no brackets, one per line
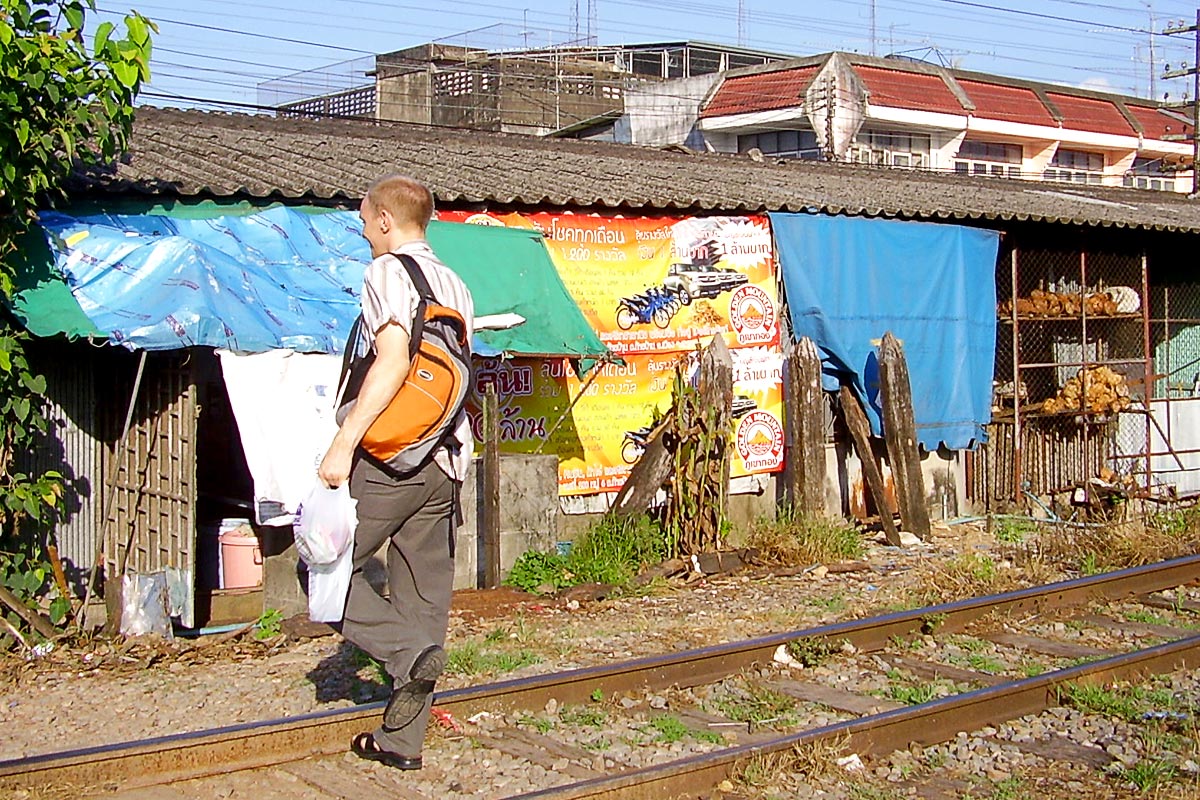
319,174,474,770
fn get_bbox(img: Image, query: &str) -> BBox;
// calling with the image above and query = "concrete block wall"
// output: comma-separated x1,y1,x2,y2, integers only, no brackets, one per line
456,453,559,589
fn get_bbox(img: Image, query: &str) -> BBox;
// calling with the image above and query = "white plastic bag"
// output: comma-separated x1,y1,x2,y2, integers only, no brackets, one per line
308,543,353,622
293,482,357,566
120,572,173,639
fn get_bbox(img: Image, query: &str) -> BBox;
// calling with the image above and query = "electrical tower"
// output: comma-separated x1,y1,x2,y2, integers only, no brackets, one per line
738,0,747,46
588,0,598,44
1163,9,1200,195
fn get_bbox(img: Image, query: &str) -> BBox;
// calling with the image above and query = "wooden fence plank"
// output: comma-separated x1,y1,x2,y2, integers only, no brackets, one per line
839,386,901,546
879,332,931,540
785,337,827,515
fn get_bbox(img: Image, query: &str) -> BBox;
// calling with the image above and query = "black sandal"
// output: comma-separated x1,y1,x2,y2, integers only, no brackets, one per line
350,732,423,771
383,644,446,731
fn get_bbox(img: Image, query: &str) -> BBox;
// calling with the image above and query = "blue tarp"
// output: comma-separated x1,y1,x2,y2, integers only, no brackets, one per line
771,213,1000,451
41,208,368,353
35,207,609,359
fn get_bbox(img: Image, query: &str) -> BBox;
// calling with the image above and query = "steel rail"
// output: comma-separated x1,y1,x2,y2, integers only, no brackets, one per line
3,554,1199,793
507,633,1200,800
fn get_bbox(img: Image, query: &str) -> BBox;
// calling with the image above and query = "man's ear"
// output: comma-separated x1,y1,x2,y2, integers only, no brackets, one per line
377,207,395,233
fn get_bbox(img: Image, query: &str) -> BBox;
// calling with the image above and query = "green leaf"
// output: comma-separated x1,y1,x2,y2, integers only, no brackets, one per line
93,21,113,53
127,14,148,46
112,59,137,88
13,397,30,422
49,597,70,625
15,119,29,147
22,373,46,394
22,568,41,594
64,4,84,31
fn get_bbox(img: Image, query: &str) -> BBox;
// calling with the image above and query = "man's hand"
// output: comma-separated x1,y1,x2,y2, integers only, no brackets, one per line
319,321,412,488
318,442,353,488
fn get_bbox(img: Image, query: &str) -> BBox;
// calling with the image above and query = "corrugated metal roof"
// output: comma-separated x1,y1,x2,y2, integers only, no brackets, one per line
856,65,965,115
70,107,1200,234
701,66,820,118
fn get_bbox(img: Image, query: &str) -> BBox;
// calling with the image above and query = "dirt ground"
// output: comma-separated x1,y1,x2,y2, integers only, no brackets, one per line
0,519,1194,799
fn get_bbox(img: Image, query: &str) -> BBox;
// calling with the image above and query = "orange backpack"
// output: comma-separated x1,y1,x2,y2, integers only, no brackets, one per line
337,254,471,477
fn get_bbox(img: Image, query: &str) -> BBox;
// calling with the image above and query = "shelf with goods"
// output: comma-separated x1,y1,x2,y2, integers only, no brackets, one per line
988,247,1152,502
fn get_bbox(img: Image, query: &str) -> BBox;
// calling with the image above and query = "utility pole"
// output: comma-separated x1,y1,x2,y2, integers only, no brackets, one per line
1147,3,1157,98
1163,9,1200,195
870,0,877,56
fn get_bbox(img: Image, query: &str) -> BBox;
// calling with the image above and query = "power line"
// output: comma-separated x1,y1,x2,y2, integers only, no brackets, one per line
95,0,1197,106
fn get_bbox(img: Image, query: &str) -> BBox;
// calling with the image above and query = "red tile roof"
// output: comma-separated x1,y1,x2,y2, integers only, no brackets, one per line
855,65,964,115
701,66,819,118
1127,104,1192,140
1045,93,1135,137
957,79,1056,127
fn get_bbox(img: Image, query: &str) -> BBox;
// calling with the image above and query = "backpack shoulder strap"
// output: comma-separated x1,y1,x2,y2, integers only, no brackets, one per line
394,253,432,360
336,314,363,397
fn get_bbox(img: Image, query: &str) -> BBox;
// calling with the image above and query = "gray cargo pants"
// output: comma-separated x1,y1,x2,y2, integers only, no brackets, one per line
343,455,455,757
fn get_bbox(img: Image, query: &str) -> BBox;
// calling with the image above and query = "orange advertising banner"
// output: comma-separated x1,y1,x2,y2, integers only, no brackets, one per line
441,210,785,495
464,347,785,495
440,211,780,354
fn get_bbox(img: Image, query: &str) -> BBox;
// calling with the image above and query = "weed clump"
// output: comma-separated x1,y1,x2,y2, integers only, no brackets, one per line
746,506,864,566
504,514,667,594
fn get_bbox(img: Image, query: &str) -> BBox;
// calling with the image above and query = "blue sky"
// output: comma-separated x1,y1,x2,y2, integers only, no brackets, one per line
89,0,1200,108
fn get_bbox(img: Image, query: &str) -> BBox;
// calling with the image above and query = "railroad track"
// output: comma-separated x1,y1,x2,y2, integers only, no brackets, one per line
7,555,1200,799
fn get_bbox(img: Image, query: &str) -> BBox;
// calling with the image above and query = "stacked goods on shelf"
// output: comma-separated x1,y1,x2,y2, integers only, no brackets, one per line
1041,366,1132,415
997,289,1120,318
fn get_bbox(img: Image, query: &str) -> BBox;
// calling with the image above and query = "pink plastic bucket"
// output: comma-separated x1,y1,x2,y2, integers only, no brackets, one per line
218,524,262,589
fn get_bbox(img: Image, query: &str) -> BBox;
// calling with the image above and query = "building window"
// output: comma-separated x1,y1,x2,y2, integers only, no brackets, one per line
1123,156,1175,191
727,54,768,69
688,48,722,76
850,129,931,168
953,140,1022,178
1043,148,1104,184
631,51,663,78
738,130,821,160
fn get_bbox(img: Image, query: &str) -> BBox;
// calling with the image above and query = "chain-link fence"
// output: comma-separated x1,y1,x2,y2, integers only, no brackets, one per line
1130,279,1200,498
971,242,1150,510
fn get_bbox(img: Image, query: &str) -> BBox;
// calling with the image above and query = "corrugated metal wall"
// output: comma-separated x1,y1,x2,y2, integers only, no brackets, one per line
21,343,104,594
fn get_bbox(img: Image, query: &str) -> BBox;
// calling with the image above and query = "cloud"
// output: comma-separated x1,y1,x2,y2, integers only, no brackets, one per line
1077,76,1116,92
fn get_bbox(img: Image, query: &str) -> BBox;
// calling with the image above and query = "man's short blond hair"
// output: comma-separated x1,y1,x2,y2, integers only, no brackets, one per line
366,174,434,230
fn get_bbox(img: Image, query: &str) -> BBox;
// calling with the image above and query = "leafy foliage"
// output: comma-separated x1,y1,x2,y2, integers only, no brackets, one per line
504,549,569,594
0,0,153,640
505,514,669,594
1,0,155,259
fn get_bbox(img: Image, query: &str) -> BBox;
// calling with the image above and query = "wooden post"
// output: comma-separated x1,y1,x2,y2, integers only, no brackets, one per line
482,385,501,588
0,585,57,640
839,385,901,547
878,332,931,540
785,337,826,515
611,336,733,519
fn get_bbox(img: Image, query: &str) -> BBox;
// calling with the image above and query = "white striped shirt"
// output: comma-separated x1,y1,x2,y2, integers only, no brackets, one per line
359,240,475,481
